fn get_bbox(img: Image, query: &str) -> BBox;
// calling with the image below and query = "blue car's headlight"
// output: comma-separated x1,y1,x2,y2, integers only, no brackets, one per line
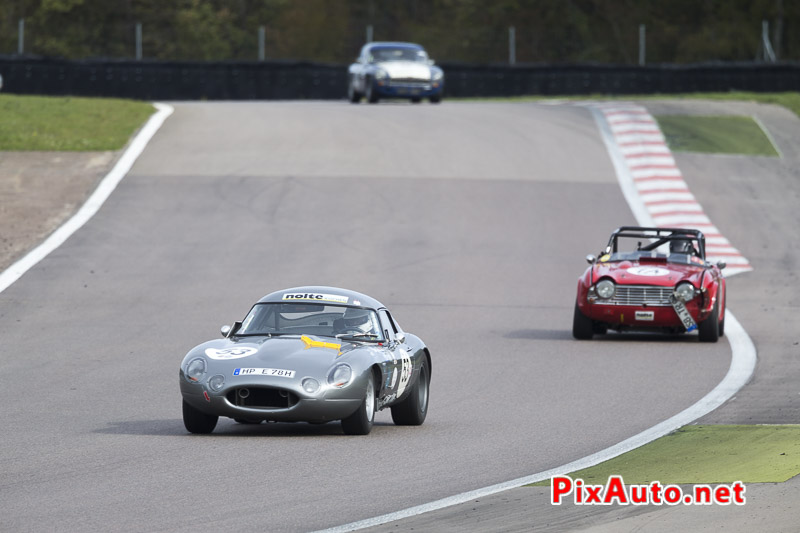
185,358,207,383
374,69,388,80
327,364,353,388
431,69,443,81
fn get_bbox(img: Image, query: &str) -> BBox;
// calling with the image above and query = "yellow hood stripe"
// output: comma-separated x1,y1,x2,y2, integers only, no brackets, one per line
301,335,341,352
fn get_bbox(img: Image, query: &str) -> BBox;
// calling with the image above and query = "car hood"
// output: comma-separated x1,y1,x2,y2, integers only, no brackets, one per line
594,259,705,287
377,60,432,80
196,335,361,369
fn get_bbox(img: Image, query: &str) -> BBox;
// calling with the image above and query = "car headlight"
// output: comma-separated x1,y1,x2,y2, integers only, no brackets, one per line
674,282,696,303
185,358,207,383
302,378,320,394
327,364,353,388
374,69,388,80
595,279,615,299
208,374,225,392
431,69,443,81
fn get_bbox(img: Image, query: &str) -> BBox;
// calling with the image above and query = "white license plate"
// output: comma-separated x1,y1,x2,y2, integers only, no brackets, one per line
233,368,295,378
671,299,697,332
635,311,655,321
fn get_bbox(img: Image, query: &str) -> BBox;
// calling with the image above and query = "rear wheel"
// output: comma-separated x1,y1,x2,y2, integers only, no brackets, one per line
182,400,218,434
430,94,442,104
698,299,720,343
572,302,594,340
391,358,430,426
341,373,376,435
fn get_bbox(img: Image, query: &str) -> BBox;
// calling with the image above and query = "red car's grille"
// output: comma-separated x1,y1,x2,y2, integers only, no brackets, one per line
226,387,299,409
597,285,673,307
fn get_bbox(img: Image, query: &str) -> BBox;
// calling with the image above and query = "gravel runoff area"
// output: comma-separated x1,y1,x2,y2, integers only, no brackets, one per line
0,150,116,271
2,99,798,533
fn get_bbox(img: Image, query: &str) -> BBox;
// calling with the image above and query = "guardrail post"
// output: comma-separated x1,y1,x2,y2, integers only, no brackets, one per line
258,26,266,60
639,24,646,65
509,26,516,65
366,24,373,43
136,23,142,60
18,18,25,54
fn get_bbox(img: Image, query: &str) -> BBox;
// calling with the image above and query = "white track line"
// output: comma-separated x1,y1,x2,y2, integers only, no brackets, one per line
0,103,174,295
313,103,758,533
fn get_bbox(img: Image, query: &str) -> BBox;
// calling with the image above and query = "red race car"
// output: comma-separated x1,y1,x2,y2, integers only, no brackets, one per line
573,227,727,342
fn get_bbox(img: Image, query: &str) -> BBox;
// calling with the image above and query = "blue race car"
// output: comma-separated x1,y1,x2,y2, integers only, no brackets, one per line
348,42,444,104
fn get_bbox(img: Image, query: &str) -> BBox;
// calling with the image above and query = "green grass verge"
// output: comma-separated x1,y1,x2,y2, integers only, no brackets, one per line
457,91,800,120
0,94,155,151
655,114,779,156
531,425,800,486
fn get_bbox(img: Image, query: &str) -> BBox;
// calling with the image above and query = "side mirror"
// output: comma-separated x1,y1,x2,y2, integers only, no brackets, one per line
221,321,242,338
717,261,727,270
586,254,596,264
395,332,406,344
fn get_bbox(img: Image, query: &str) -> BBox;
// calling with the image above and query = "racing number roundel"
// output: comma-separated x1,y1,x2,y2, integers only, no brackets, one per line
626,266,670,277
205,347,258,360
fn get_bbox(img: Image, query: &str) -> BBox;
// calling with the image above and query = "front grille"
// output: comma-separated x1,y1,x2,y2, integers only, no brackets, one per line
388,80,430,87
596,285,673,307
227,387,299,409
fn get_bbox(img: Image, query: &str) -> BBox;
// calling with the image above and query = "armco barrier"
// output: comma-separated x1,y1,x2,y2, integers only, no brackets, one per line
1,56,799,100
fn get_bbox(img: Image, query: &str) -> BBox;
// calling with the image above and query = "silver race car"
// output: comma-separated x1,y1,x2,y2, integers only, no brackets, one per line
179,286,431,435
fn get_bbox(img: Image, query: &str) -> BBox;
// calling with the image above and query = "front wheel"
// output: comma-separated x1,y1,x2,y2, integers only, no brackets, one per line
572,302,594,340
347,76,361,103
391,358,430,426
341,373,376,435
365,78,379,104
182,400,218,434
429,94,442,104
698,298,720,343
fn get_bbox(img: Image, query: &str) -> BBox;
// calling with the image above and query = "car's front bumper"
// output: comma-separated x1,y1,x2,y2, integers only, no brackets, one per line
579,300,709,328
373,79,443,98
180,375,366,423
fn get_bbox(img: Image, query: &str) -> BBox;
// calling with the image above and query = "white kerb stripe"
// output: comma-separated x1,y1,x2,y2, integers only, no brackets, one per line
0,103,174,294
615,133,666,144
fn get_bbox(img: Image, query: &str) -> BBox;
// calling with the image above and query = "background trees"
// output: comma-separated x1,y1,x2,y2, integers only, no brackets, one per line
0,0,796,64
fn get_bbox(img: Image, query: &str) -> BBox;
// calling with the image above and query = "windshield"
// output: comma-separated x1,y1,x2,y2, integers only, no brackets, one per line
370,47,428,63
603,235,705,266
237,303,384,341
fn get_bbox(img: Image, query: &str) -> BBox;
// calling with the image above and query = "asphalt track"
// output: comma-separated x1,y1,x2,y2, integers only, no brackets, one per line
1,101,747,532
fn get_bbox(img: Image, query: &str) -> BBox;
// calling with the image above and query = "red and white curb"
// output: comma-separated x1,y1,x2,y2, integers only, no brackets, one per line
591,102,752,276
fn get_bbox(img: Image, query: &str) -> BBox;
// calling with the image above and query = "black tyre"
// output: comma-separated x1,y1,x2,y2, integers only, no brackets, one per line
365,78,379,104
410,97,422,104
718,287,726,337
698,298,720,343
347,76,361,103
341,373,376,435
429,94,442,104
572,302,594,340
391,358,430,426
182,400,218,434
